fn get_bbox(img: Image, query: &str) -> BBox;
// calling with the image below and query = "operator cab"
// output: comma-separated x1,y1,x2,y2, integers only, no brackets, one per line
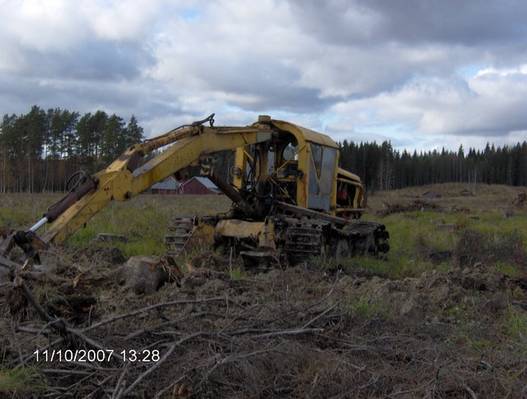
231,117,365,219
335,169,364,219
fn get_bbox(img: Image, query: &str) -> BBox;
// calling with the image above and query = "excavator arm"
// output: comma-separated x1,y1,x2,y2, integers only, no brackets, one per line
1,115,272,260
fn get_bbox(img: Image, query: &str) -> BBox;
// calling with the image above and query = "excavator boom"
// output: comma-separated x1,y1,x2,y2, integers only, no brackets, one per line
42,124,271,245
1,115,271,260
1,114,389,267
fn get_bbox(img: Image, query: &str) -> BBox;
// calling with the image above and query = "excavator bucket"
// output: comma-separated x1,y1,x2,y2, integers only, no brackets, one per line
0,229,46,265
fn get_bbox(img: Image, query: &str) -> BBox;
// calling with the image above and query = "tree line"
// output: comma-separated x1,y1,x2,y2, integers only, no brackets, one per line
1,106,526,193
0,106,143,192
339,140,527,191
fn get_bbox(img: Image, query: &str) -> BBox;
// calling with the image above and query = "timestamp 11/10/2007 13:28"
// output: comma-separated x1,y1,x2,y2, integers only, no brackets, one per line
33,349,161,363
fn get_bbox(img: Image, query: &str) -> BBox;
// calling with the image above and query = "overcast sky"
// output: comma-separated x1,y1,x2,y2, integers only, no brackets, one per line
1,0,527,150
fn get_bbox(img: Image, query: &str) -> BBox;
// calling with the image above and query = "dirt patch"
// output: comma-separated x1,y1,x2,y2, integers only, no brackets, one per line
72,245,127,266
349,264,516,318
513,191,527,207
422,190,442,199
0,227,13,239
459,188,474,197
377,199,443,216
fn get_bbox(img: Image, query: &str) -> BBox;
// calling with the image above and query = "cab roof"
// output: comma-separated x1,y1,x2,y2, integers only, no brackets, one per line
337,168,362,184
266,119,339,149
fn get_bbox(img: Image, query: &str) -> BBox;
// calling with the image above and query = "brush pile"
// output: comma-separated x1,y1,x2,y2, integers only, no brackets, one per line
1,245,526,398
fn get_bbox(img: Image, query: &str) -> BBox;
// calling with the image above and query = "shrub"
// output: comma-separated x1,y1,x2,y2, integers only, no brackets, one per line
455,229,526,268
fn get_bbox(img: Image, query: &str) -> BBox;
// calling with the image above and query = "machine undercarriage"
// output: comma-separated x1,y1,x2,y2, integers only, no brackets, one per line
165,202,389,268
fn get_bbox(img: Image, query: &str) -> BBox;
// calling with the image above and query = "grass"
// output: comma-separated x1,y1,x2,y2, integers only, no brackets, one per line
0,367,46,394
496,261,524,278
344,211,458,278
504,306,527,341
0,193,59,227
1,187,525,277
0,193,231,257
442,297,503,355
367,182,526,213
229,267,245,280
66,195,231,257
348,205,527,278
343,296,389,319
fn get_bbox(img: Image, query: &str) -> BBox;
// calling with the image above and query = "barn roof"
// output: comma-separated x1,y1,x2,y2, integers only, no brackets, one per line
194,176,219,189
151,176,180,190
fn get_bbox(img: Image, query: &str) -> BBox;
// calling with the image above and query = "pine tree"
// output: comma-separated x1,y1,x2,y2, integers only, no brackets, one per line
124,115,144,148
101,114,126,163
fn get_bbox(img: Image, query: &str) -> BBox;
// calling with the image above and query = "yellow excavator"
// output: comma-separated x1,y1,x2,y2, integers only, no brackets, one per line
0,114,388,268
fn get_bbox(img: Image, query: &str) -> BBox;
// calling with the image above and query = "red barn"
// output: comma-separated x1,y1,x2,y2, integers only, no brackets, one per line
177,176,221,195
150,176,180,194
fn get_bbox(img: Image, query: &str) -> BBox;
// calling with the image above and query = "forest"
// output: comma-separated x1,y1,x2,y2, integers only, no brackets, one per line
0,106,526,192
0,106,143,192
339,140,527,191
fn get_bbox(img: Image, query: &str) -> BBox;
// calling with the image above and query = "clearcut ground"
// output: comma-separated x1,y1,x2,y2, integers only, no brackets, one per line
0,184,526,398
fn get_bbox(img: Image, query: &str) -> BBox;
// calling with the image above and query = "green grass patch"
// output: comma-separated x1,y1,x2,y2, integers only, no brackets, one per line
461,212,527,248
445,303,496,354
503,306,527,341
343,296,388,319
0,207,32,228
63,195,229,256
1,191,525,279
496,261,523,278
66,200,171,256
0,367,46,394
360,208,527,278
346,210,460,278
0,194,231,257
468,337,493,352
229,267,246,280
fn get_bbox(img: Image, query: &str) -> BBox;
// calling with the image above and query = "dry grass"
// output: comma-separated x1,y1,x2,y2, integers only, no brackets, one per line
0,367,46,395
367,182,526,213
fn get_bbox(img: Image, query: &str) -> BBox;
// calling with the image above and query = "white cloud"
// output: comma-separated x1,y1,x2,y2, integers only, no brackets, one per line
0,0,165,51
1,0,527,150
327,66,527,149
81,0,164,41
0,0,85,51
